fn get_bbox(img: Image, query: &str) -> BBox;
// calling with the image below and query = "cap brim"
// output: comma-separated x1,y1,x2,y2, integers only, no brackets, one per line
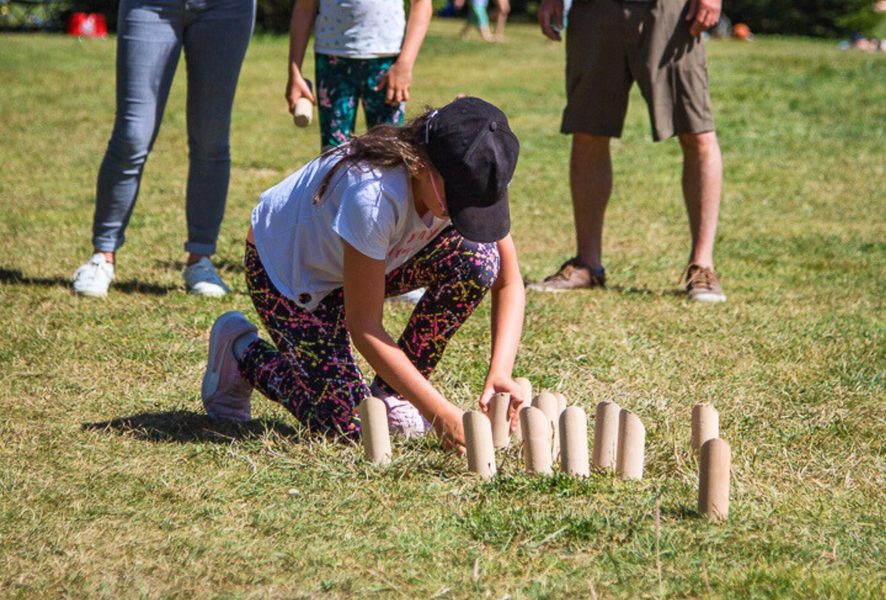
445,181,510,244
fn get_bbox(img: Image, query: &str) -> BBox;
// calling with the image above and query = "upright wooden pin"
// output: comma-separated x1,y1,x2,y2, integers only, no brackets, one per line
520,406,553,474
592,401,621,470
513,377,532,441
359,396,392,465
616,409,645,480
464,411,497,479
554,392,567,416
488,392,511,449
559,406,590,477
532,392,560,460
691,403,720,451
698,438,731,521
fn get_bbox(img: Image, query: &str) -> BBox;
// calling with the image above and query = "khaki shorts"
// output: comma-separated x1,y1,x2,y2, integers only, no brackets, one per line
562,0,715,141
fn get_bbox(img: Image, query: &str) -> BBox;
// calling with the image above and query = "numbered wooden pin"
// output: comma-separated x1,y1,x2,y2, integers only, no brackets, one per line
359,396,392,465
464,411,496,479
532,392,560,460
293,79,314,128
559,406,590,477
616,409,645,480
691,403,719,451
592,401,621,470
698,438,731,521
513,377,532,441
520,406,553,474
488,392,511,449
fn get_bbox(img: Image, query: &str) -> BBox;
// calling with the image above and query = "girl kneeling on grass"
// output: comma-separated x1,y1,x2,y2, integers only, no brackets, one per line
201,97,526,451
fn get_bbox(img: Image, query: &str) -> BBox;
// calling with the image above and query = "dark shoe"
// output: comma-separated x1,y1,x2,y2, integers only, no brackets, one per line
527,257,606,292
683,264,726,303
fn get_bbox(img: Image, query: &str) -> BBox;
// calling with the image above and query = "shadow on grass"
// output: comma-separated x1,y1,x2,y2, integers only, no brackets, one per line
0,268,175,296
83,410,301,444
154,256,245,275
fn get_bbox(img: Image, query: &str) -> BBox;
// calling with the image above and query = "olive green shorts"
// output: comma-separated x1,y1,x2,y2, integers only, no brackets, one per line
561,0,715,141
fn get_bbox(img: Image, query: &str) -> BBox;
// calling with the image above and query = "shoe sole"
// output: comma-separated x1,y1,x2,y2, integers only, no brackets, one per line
202,311,251,403
689,293,727,303
73,288,108,298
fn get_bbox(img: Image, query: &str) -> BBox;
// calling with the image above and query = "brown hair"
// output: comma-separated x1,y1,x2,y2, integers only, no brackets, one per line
313,107,435,204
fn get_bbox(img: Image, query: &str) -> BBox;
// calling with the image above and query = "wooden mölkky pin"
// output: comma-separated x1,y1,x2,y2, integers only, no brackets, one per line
559,406,590,477
532,392,560,460
464,411,497,479
513,377,532,441
592,401,621,470
293,79,314,127
520,406,553,474
359,396,392,465
698,438,730,521
488,392,511,449
691,403,719,451
616,409,645,480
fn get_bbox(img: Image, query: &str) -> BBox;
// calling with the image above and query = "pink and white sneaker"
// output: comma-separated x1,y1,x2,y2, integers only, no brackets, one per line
369,382,433,437
201,312,258,422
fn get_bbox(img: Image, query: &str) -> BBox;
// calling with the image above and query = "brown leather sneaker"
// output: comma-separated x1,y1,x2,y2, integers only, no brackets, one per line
527,257,606,292
683,264,726,302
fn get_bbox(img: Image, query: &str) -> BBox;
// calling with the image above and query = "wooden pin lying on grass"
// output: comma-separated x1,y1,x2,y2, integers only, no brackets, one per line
559,406,590,477
532,392,560,460
691,403,719,451
592,401,620,470
616,409,645,480
520,406,553,474
464,411,496,479
699,438,730,521
513,377,532,441
488,392,511,449
359,396,391,465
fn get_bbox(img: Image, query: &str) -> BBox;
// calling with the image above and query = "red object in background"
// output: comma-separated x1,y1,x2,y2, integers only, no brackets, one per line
67,13,108,38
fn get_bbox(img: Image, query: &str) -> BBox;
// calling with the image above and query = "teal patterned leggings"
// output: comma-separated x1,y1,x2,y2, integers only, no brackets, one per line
315,53,405,151
238,228,501,438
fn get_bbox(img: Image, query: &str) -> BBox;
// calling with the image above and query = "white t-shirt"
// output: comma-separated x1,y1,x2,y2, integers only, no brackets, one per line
252,154,450,310
314,0,406,59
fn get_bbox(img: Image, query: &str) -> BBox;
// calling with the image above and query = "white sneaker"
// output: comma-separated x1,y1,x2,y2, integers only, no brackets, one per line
72,253,115,297
369,382,433,437
389,288,426,304
183,257,230,297
202,311,258,422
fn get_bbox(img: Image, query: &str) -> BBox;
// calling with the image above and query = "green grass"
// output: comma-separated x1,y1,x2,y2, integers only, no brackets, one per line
2,22,886,598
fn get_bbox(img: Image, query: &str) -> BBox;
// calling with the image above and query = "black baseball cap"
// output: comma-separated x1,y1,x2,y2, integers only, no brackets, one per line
422,97,520,243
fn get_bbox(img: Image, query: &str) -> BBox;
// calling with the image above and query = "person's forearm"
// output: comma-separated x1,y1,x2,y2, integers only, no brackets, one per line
397,0,433,69
488,280,525,378
352,324,458,423
288,0,317,78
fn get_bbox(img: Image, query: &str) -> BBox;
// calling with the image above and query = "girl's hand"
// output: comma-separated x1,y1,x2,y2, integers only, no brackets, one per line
375,60,412,106
479,374,525,432
285,76,315,114
433,404,467,454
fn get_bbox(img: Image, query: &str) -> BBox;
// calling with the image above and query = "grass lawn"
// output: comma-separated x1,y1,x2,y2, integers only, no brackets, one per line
2,20,885,599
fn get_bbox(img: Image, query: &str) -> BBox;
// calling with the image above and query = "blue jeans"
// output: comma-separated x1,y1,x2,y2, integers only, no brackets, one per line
92,0,254,256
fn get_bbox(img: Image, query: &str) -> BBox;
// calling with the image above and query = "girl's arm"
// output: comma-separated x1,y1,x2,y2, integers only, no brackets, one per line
343,242,466,451
375,0,433,106
286,0,318,113
478,233,526,430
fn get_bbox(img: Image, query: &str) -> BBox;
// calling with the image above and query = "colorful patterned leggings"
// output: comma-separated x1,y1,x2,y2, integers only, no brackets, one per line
315,53,406,151
237,227,501,438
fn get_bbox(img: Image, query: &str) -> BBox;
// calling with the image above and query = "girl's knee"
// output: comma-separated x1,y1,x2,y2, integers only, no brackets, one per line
458,240,501,291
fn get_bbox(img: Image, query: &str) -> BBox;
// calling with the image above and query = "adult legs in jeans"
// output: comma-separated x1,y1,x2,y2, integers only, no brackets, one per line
237,229,501,436
90,0,253,264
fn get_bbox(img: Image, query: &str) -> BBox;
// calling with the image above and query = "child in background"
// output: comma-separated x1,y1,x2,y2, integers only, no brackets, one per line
285,0,433,151
201,97,526,451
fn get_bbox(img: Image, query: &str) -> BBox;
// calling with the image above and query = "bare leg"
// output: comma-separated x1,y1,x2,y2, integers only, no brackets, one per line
678,131,722,269
571,133,613,269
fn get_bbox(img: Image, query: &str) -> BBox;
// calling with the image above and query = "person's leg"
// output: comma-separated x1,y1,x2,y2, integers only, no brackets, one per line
316,54,360,151
571,133,613,270
491,0,509,40
678,131,722,269
372,228,500,393
92,0,184,258
360,56,405,129
180,0,254,261
237,243,362,437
